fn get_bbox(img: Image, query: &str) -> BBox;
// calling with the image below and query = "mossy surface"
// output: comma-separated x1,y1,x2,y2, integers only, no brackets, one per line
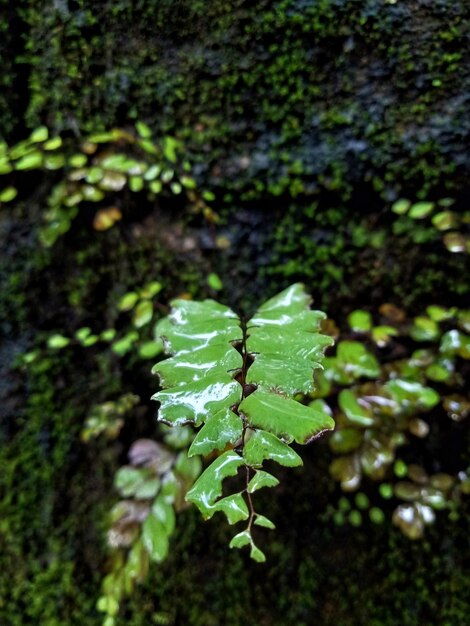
2,1,470,201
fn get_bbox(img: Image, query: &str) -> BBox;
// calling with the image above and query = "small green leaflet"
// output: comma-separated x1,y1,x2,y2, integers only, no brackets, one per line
156,316,242,355
142,513,169,562
185,451,244,519
338,389,375,427
214,493,249,524
154,344,242,388
250,544,266,563
254,515,276,529
188,408,242,457
152,374,241,426
247,470,280,493
168,298,238,325
246,326,332,362
249,283,311,318
152,284,335,559
152,495,176,535
240,390,335,444
246,352,322,395
244,429,303,467
229,530,251,548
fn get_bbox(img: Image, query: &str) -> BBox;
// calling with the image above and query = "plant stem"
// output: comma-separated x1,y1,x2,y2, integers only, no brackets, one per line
238,316,256,528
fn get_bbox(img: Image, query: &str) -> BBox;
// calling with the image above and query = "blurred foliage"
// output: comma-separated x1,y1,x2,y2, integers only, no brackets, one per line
256,196,469,321
319,304,470,540
81,393,139,443
0,125,216,247
0,207,209,625
99,431,201,625
23,277,167,372
0,346,104,625
391,197,470,254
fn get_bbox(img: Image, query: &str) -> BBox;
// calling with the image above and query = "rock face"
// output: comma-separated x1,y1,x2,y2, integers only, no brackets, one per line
3,1,470,199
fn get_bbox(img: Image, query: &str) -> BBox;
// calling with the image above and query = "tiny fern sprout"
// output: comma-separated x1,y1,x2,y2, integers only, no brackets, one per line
151,283,335,561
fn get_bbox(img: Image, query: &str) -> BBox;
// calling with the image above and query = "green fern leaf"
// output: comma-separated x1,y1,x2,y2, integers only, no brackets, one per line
152,284,335,559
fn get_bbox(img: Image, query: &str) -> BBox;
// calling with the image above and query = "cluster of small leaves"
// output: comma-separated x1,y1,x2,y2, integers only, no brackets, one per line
0,124,217,246
22,279,165,367
152,284,335,561
317,303,470,539
325,493,385,529
98,429,201,626
392,197,470,254
81,393,140,443
115,281,164,358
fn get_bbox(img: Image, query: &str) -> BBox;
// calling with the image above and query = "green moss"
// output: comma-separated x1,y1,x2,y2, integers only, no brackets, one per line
1,0,469,201
0,351,103,625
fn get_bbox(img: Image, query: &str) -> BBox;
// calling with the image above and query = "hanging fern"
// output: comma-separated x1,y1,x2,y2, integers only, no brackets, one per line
152,283,335,561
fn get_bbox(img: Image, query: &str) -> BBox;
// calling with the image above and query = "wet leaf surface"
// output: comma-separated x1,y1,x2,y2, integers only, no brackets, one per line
153,374,242,426
240,389,334,444
243,429,303,467
185,451,244,519
188,408,242,457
